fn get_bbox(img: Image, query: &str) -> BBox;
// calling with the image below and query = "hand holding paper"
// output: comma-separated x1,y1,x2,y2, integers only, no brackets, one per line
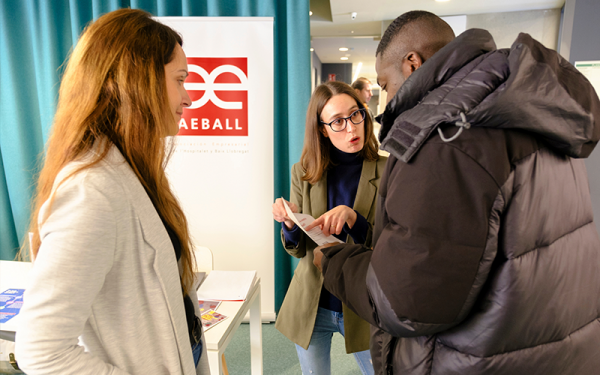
305,205,357,237
272,198,297,229
282,198,343,246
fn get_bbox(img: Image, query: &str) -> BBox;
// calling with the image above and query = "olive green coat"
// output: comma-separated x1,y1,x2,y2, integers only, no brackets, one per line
275,156,387,353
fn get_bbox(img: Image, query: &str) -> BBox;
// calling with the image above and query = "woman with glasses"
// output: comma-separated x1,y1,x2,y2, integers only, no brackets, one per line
272,81,387,375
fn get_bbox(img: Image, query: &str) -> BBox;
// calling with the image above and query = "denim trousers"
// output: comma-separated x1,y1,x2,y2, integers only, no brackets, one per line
295,307,374,375
192,340,202,367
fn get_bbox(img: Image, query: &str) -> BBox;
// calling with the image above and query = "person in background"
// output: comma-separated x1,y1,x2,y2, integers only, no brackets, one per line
272,81,386,375
351,77,375,119
15,9,209,375
314,10,600,375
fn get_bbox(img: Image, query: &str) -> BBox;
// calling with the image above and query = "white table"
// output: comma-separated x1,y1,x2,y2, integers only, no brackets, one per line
0,260,32,373
0,260,32,341
1,261,264,374
203,278,262,375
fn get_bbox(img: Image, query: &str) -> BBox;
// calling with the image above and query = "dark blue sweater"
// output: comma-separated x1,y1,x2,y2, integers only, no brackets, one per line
283,147,368,312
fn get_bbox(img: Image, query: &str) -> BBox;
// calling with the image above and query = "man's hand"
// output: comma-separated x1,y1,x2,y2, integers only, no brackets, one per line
313,242,339,272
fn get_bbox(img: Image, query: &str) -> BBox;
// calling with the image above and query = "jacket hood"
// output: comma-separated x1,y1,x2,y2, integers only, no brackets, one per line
378,29,600,163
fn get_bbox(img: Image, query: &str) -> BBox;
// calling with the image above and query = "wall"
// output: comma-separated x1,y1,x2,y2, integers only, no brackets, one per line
562,0,600,234
311,50,322,93
568,0,600,64
466,8,561,49
367,90,379,116
321,63,352,84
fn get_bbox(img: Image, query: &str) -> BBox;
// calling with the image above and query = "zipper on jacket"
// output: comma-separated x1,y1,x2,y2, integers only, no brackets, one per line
385,336,398,375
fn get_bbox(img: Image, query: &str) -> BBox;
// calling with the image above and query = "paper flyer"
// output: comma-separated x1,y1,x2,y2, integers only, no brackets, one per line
0,288,25,323
198,299,221,313
201,309,228,330
282,199,343,246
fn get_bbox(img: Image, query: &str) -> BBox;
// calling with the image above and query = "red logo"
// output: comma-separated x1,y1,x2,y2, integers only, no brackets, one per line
179,57,248,136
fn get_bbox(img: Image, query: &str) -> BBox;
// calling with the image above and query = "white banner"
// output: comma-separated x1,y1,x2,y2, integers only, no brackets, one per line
158,17,275,320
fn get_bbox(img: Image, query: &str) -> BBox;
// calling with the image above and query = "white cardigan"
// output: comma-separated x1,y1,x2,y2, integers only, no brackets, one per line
15,146,210,375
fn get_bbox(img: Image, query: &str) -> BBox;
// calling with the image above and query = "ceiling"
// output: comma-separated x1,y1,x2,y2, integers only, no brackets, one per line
310,0,565,85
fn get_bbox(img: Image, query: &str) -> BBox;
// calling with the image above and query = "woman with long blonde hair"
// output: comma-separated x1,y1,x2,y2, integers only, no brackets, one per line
272,81,387,375
15,9,209,374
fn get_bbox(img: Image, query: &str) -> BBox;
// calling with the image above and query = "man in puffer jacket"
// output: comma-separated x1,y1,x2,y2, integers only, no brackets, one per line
313,10,600,375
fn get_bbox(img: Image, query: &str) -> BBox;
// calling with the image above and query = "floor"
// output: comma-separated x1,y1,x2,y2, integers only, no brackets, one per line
223,322,364,375
0,322,364,375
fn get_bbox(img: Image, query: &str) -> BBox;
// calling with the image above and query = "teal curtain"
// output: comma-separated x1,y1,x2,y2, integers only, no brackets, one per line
0,0,309,311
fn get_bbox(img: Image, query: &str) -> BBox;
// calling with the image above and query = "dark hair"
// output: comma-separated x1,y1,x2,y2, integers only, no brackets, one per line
377,10,449,58
300,81,379,184
351,77,371,91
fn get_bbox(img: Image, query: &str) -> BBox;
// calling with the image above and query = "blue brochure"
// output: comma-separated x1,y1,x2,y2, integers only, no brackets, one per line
0,288,25,323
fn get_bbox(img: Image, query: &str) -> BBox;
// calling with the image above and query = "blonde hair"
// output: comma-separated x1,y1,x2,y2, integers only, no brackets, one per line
25,9,196,292
300,81,379,184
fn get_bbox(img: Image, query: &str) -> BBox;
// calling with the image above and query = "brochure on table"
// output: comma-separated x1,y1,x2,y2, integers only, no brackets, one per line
0,289,25,324
0,261,32,333
196,270,258,331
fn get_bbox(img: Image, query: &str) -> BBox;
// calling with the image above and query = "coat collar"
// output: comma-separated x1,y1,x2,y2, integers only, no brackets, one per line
379,29,600,163
377,29,496,144
353,159,378,219
377,29,497,163
310,170,327,218
103,146,196,373
309,158,378,221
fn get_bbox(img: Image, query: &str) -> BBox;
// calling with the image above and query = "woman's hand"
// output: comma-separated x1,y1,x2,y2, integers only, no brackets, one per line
305,205,357,237
272,198,298,230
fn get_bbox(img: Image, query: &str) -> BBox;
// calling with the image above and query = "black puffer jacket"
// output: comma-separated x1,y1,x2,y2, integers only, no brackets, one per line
320,29,600,374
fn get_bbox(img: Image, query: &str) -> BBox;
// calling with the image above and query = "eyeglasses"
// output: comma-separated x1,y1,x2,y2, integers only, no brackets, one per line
320,108,366,132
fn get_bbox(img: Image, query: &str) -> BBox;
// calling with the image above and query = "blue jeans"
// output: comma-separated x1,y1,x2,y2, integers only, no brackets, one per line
295,307,374,375
192,340,202,367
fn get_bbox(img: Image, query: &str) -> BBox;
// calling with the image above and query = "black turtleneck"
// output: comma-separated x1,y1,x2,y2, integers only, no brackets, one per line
162,221,197,345
326,146,363,241
319,147,367,312
282,147,369,312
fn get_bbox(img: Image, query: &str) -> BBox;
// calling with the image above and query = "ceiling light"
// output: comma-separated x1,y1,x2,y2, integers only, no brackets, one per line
310,47,314,52
341,57,349,61
309,10,313,16
339,47,349,52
